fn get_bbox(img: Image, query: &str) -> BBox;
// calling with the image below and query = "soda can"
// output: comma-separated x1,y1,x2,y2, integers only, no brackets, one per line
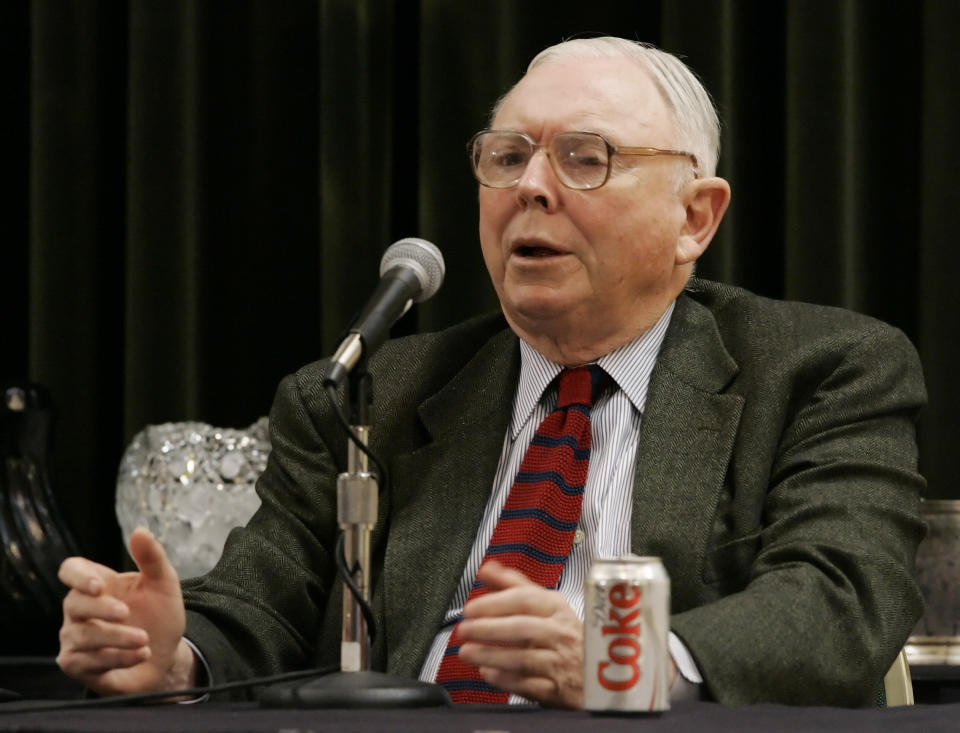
583,555,670,713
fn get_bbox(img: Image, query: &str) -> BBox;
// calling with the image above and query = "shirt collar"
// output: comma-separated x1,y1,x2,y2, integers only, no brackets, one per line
511,301,676,438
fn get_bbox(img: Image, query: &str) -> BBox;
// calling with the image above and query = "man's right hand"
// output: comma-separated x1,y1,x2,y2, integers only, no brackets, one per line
57,527,195,696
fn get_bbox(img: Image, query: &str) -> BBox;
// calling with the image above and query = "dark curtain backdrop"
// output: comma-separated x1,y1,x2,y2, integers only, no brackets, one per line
2,0,958,568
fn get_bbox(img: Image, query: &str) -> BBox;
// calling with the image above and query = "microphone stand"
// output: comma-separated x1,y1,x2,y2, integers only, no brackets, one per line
339,368,377,674
260,363,449,708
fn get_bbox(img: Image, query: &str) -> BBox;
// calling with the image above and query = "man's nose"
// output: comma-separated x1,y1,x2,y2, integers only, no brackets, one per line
515,149,559,210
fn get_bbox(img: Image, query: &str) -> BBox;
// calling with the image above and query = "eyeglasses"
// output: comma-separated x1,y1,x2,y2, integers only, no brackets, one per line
468,129,699,190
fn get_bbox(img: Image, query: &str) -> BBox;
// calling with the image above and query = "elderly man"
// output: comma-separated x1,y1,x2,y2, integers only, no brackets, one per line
57,37,925,708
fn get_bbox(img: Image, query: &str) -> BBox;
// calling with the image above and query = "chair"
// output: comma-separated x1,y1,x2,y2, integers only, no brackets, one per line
883,648,914,706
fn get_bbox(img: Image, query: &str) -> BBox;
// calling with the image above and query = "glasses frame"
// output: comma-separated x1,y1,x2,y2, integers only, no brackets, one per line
468,129,700,190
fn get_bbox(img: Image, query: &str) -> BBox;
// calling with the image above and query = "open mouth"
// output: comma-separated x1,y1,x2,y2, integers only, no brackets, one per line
515,244,562,258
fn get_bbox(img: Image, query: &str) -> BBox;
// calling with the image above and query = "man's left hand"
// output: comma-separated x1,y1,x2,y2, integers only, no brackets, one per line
455,560,583,708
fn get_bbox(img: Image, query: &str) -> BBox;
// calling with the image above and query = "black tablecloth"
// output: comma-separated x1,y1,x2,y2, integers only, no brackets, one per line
0,700,958,732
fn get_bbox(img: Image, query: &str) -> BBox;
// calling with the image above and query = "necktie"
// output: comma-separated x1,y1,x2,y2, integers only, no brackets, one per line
436,365,607,703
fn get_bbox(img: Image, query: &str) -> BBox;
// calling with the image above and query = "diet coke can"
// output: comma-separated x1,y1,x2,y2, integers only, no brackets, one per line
583,555,670,713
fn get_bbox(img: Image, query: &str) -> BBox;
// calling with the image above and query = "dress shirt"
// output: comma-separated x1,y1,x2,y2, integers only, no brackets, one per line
419,301,702,701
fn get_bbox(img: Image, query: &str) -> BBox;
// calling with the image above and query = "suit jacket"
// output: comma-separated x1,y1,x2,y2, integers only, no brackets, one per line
182,279,926,706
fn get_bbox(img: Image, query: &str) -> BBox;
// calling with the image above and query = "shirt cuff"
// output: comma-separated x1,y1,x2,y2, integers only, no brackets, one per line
668,632,703,702
178,637,212,704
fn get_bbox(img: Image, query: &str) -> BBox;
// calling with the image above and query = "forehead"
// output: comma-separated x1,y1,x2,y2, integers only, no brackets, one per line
492,56,676,144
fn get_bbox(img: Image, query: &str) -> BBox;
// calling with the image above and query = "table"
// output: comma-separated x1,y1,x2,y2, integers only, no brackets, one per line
0,700,958,732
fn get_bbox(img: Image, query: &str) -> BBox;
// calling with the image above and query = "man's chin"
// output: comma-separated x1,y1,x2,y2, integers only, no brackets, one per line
502,295,576,330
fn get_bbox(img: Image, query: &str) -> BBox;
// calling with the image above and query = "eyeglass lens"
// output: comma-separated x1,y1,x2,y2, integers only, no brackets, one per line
473,132,609,190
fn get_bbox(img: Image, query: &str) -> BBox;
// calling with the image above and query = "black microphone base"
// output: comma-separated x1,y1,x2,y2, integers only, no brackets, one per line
256,670,451,709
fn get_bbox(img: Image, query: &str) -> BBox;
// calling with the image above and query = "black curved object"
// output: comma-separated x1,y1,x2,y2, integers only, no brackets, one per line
1,383,79,654
256,670,451,709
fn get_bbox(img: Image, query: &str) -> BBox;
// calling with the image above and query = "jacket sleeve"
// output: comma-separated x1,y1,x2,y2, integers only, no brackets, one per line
181,368,341,697
670,322,926,707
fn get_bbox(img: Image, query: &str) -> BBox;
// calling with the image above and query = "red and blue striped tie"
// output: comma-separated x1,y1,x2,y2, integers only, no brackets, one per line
436,365,606,703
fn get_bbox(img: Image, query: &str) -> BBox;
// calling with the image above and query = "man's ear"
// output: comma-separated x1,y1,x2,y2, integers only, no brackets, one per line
676,177,731,264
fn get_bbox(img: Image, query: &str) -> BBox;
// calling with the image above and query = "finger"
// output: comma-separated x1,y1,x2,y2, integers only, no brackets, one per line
459,642,560,676
61,618,149,652
57,646,152,679
459,614,581,648
465,584,565,618
58,557,116,595
476,560,538,590
480,666,550,694
63,590,131,622
128,527,178,583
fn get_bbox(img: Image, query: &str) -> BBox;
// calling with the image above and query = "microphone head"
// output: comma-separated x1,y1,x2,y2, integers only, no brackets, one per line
380,238,445,302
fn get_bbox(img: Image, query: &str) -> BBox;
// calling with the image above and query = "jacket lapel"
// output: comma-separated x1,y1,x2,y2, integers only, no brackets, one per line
383,328,519,677
630,294,744,609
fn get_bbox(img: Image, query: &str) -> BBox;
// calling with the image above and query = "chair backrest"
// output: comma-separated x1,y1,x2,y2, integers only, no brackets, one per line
883,648,914,706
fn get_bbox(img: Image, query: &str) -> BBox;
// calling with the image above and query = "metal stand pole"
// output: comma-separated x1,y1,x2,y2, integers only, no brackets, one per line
257,365,449,708
337,370,377,673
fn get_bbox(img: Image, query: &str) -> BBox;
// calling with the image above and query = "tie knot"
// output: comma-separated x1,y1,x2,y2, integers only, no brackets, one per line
556,365,608,409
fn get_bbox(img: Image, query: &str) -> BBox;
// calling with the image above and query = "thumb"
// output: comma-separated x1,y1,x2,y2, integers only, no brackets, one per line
128,527,178,583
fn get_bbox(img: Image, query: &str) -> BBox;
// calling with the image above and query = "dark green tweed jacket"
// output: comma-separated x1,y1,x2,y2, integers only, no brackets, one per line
182,278,926,707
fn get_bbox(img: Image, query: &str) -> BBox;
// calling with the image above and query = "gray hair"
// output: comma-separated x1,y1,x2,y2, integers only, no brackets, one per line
497,37,721,177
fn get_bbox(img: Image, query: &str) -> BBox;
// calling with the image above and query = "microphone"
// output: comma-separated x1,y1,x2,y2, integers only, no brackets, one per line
323,238,444,388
